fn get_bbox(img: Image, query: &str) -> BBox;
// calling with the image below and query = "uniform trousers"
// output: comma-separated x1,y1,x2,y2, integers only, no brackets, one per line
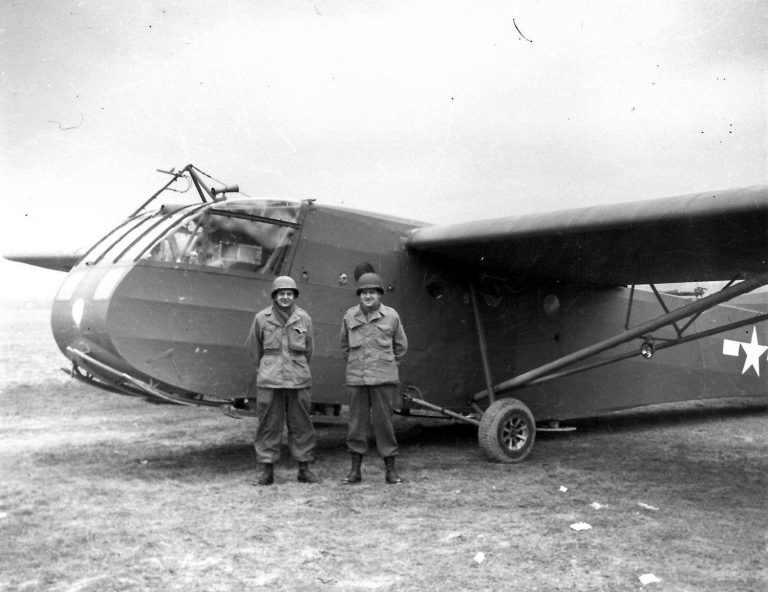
254,387,316,463
346,384,399,457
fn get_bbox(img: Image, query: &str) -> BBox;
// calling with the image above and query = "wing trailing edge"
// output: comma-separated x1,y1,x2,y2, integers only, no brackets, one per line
407,185,768,285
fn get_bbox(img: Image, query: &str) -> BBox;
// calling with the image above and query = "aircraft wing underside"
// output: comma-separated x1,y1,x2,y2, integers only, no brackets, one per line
406,185,768,285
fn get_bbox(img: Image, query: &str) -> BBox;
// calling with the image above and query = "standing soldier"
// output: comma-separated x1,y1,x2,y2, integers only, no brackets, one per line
246,276,320,486
340,272,408,484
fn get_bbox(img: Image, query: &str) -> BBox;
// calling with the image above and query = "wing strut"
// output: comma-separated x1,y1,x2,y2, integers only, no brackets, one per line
469,281,496,404
473,271,768,402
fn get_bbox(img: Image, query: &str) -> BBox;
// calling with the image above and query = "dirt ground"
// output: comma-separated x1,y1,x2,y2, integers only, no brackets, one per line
1,304,767,591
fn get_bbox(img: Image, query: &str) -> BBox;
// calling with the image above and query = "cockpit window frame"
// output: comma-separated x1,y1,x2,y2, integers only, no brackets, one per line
77,213,152,268
204,207,302,230
129,199,308,277
112,203,208,263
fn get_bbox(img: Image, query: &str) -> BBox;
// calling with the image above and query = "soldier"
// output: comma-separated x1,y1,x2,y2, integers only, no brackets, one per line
340,272,408,484
246,276,320,485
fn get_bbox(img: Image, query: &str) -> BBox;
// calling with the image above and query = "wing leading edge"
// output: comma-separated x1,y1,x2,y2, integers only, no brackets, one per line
406,186,768,285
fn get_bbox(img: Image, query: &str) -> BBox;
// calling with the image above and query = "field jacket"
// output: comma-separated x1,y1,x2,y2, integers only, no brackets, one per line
341,304,407,386
246,305,313,389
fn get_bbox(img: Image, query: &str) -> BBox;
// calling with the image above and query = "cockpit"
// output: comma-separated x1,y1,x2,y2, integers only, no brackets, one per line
77,198,303,276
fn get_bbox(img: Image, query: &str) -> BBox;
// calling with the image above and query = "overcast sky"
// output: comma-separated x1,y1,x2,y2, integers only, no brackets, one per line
1,0,766,300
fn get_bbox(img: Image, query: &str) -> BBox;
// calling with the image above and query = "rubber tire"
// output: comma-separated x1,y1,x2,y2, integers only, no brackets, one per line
478,398,536,463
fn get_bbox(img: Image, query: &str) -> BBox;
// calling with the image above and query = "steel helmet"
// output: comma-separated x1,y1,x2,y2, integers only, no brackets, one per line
271,275,299,298
356,272,384,295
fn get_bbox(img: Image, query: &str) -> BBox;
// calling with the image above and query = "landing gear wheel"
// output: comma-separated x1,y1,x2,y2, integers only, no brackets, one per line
478,398,536,463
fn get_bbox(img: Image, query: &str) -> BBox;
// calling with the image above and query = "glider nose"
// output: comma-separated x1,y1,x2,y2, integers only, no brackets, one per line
51,265,132,367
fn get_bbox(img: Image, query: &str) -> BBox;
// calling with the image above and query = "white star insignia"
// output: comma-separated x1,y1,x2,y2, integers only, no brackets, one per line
722,326,768,376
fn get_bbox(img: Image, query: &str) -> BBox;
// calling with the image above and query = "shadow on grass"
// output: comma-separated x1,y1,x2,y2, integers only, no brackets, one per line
394,397,768,444
28,398,767,491
565,397,768,434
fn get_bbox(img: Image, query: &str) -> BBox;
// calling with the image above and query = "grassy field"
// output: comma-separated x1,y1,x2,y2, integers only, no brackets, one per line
1,303,766,591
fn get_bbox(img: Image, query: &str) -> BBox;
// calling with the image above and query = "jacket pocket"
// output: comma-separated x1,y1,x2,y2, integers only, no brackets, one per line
262,326,283,350
373,322,394,348
347,325,365,348
258,356,278,384
292,357,312,382
289,326,307,351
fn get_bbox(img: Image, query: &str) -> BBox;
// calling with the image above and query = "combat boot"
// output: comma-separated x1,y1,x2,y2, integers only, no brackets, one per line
297,462,321,484
341,452,363,484
254,462,274,486
384,456,402,484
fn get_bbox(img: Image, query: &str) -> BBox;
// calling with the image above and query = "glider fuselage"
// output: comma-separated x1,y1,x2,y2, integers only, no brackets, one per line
50,199,767,422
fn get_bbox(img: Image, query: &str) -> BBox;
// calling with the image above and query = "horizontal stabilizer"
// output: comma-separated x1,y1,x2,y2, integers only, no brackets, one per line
3,248,85,272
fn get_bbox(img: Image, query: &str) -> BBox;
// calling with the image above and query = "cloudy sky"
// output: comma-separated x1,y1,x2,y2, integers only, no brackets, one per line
1,0,766,299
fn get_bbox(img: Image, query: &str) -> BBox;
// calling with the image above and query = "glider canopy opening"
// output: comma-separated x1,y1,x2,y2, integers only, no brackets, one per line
77,199,303,276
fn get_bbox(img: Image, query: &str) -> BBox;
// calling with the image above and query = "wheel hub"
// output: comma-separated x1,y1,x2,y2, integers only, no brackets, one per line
499,413,530,452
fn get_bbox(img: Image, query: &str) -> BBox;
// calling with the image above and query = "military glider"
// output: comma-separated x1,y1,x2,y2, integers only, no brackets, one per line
6,164,768,462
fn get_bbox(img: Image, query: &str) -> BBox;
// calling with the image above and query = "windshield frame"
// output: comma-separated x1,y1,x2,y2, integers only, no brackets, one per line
132,198,306,276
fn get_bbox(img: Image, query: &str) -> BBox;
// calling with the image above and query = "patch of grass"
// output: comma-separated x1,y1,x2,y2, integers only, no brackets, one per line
1,306,767,591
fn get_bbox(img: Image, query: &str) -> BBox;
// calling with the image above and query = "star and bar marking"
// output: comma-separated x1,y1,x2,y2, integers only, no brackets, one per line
722,326,768,376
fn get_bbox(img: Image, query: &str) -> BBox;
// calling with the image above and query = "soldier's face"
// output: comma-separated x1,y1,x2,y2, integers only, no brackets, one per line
274,289,295,309
359,289,382,310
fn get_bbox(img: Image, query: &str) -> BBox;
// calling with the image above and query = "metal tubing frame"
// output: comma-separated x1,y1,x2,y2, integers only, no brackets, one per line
67,347,227,408
186,166,217,202
649,284,683,337
403,392,481,426
130,164,227,219
624,284,636,330
520,310,768,389
130,165,196,217
469,281,496,404
473,271,768,402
